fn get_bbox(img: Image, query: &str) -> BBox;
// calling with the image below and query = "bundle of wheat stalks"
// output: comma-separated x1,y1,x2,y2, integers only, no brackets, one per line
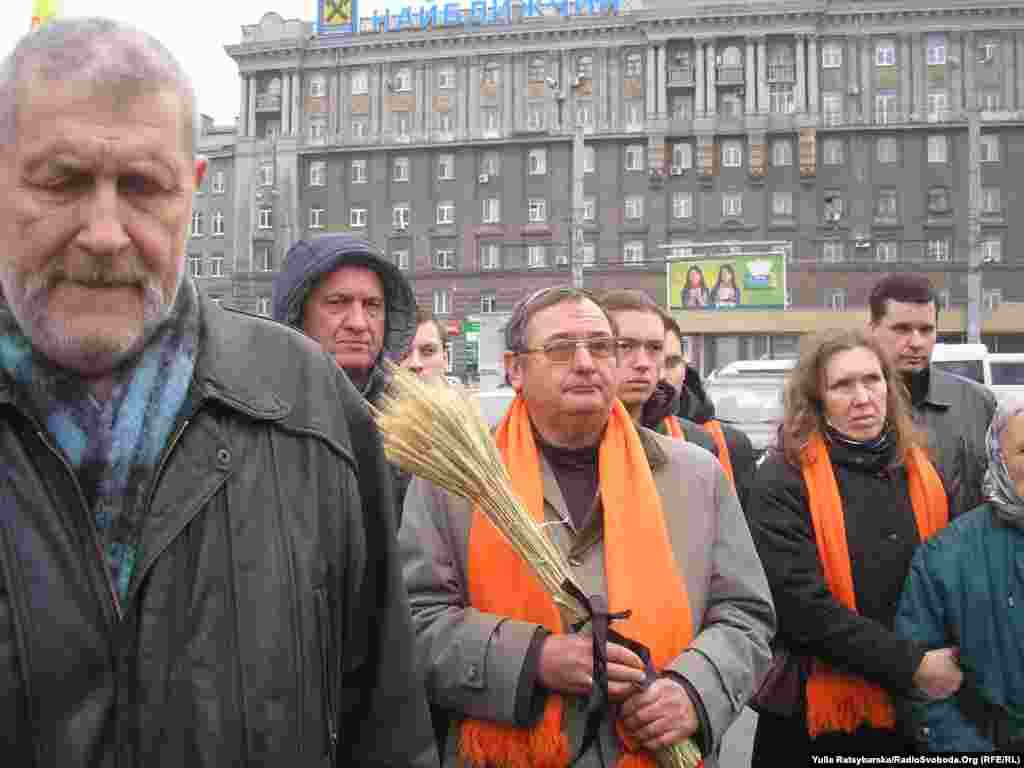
373,364,702,768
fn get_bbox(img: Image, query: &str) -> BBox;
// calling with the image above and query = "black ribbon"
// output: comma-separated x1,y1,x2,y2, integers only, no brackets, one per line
562,579,659,768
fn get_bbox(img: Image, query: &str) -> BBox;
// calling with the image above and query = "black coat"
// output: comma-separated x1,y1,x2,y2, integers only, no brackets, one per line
745,438,935,758
0,297,438,767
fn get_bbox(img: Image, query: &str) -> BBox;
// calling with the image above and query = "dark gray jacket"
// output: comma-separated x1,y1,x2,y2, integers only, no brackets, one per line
0,295,438,767
911,368,996,518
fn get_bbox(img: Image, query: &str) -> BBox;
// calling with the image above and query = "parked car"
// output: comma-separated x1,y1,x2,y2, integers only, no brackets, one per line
706,372,790,455
987,353,1024,404
930,343,989,386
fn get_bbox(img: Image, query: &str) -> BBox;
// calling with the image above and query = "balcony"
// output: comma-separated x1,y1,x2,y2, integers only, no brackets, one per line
716,66,744,85
255,93,281,112
768,64,795,83
668,66,695,86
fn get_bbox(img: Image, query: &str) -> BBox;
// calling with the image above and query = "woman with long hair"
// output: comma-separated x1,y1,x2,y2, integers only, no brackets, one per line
746,329,961,762
709,263,741,308
680,265,709,309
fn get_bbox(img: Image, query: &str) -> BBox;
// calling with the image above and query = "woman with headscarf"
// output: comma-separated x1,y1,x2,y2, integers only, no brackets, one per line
896,398,1024,752
746,329,961,763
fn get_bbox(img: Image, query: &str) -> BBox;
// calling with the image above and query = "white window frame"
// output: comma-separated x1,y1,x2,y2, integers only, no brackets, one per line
982,187,1002,215
576,54,594,80
982,237,1003,263
189,255,202,278
349,207,368,228
928,239,950,262
624,196,644,220
672,192,693,219
771,139,793,167
436,201,455,225
351,69,369,95
481,151,500,177
309,118,327,145
625,52,643,77
528,198,547,224
875,241,898,262
209,255,224,277
722,191,743,218
876,42,896,66
433,289,451,315
480,244,500,270
483,108,501,137
309,207,325,229
926,38,946,65
581,242,596,267
927,91,949,122
433,249,456,270
438,153,455,180
259,162,274,187
623,241,645,265
212,170,225,194
527,104,545,132
984,288,1003,311
877,190,899,219
528,56,547,82
673,142,693,169
351,118,368,139
482,62,501,84
258,297,271,316
437,112,456,139
582,197,596,222
438,65,456,90
482,198,500,224
769,83,795,114
393,67,412,92
980,90,1002,111
875,91,897,124
309,74,326,97
528,148,547,175
394,250,411,271
625,101,644,131
309,160,326,187
583,146,595,174
527,245,546,269
722,141,743,168
625,145,645,171
981,134,1000,162
394,114,412,142
256,246,274,272
257,207,273,229
576,102,594,130
823,138,845,165
829,289,847,310
772,191,793,217
823,93,843,125
393,156,410,182
927,135,948,164
392,204,410,230
351,158,367,183
822,42,842,69
823,241,845,263
481,293,497,314
190,210,203,237
877,136,899,164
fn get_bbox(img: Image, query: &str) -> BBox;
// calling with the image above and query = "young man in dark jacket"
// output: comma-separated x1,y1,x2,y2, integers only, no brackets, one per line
0,19,437,767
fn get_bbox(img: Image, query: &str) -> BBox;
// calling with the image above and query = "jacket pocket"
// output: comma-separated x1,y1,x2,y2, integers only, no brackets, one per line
314,587,339,761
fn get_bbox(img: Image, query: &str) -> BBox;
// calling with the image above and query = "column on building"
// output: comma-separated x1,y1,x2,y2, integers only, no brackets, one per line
900,34,912,120
1017,32,1024,113
281,71,291,135
467,58,480,138
460,58,471,140
794,34,806,113
657,46,667,117
291,72,301,138
594,47,606,130
706,40,717,116
503,54,514,134
421,61,432,141
646,44,657,118
952,32,965,112
328,72,339,136
1004,30,1016,111
807,35,819,114
511,53,523,133
247,75,256,138
745,38,757,114
239,75,249,137
562,49,573,130
756,36,767,113
609,49,621,129
695,40,706,116
860,36,872,119
338,68,349,142
379,64,391,139
912,33,925,121
846,36,859,120
369,66,380,137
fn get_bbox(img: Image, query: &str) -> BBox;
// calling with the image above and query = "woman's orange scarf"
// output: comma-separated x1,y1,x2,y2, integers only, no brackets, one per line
461,397,694,768
800,432,948,738
660,416,736,488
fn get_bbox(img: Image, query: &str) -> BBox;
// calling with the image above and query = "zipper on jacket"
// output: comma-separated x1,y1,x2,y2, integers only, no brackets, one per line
34,429,124,622
314,587,339,759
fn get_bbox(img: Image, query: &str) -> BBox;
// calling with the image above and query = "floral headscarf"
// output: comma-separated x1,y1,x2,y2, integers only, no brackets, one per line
982,398,1024,528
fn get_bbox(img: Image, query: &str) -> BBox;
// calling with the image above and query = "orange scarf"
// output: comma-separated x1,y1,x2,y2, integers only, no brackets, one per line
461,397,694,768
661,416,736,490
801,432,948,738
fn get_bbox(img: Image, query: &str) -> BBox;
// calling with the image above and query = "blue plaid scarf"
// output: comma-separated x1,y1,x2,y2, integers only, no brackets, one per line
0,280,200,603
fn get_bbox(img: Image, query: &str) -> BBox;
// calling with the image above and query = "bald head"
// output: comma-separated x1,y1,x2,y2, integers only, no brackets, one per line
0,17,198,157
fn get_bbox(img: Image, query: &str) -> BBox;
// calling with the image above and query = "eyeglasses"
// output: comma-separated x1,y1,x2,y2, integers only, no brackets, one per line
617,338,665,358
517,336,619,364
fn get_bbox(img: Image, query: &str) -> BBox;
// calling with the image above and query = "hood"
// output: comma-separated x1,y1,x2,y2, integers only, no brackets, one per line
271,233,417,397
677,364,717,424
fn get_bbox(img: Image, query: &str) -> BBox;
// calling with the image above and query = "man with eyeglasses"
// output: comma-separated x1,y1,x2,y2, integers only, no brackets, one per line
399,286,774,768
599,290,718,458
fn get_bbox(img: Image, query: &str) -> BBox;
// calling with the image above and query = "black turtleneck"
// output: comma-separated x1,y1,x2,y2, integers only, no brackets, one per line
902,368,931,408
535,430,599,531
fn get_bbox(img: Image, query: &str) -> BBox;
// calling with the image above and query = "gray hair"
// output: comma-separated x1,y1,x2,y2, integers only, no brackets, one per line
988,398,1024,455
503,286,613,352
982,397,1024,523
0,17,198,156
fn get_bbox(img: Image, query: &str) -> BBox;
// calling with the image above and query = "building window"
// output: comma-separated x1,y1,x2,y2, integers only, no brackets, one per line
984,288,1003,311
480,243,500,270
259,162,274,187
823,138,844,165
189,210,203,237
670,94,692,120
349,207,368,228
625,52,643,77
672,192,693,219
351,69,369,94
722,191,743,218
209,254,223,277
483,108,501,136
625,145,645,171
258,297,271,316
438,113,455,138
351,159,367,183
822,42,843,68
527,245,546,269
394,250,410,271
769,83,795,114
481,293,497,314
928,239,950,262
527,104,545,132
824,190,844,221
822,92,843,125
392,204,410,230
482,61,501,84
393,156,409,182
309,118,327,144
528,56,546,82
982,187,1002,215
720,93,743,119
979,40,999,64
983,237,1003,263
392,67,412,92
528,198,547,223
829,289,847,310
875,90,897,123
772,191,793,217
927,91,949,122
350,118,368,138
582,197,596,221
673,142,693,169
433,249,455,270
528,148,547,175
438,64,456,90
625,196,644,220
876,41,896,66
581,242,596,267
258,207,272,229
576,102,594,130
439,153,455,180
576,54,594,80
928,186,950,213
876,241,898,262
876,189,899,220
482,198,500,224
926,35,946,65
481,151,500,177
771,139,793,167
623,241,645,265
433,289,451,315
625,101,644,131
981,134,1000,162
722,140,743,168
436,201,455,225
309,207,325,229
212,170,225,194
927,135,948,163
823,241,845,263
583,146,595,173
309,74,326,97
255,246,274,272
980,89,1002,111
188,254,202,278
309,160,326,187
877,136,900,164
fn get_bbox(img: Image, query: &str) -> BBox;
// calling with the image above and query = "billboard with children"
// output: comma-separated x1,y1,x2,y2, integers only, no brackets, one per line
667,252,787,311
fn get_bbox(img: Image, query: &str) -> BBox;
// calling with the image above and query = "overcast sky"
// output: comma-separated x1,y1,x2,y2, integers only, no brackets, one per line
1,0,412,125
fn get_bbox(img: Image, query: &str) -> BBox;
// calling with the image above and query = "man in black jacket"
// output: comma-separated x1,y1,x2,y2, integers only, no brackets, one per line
0,18,437,767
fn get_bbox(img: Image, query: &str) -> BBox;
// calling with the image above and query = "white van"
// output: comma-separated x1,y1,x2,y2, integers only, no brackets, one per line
929,343,989,386
987,353,1024,404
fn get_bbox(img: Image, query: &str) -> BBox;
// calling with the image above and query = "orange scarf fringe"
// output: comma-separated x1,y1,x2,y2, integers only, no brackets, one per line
662,415,684,439
801,432,948,738
461,397,694,768
661,416,736,491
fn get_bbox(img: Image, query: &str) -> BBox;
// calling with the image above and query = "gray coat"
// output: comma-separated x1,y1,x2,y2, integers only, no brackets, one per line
399,426,775,767
914,368,996,518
